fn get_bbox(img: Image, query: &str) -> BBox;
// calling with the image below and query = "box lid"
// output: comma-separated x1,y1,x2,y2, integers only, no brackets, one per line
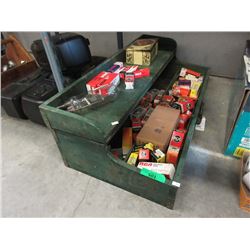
126,39,158,52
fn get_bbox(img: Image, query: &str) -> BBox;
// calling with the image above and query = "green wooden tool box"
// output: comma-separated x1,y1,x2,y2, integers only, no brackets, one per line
40,48,209,209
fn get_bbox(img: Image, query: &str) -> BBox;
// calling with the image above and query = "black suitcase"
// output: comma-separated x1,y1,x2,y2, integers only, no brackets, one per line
1,70,47,119
21,76,58,125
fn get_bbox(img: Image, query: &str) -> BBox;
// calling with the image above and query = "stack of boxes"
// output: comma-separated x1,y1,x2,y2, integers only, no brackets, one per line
120,67,204,181
84,39,204,183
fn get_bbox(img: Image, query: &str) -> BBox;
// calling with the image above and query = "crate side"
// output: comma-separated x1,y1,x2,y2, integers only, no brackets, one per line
173,64,209,184
55,130,178,209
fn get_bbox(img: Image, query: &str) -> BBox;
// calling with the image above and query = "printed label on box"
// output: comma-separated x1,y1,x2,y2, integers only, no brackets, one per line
139,168,166,183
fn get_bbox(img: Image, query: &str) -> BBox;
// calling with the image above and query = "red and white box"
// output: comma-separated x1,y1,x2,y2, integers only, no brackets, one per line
125,73,135,89
179,67,201,78
173,96,195,114
186,69,201,77
166,129,186,166
133,68,150,78
169,130,186,148
120,68,150,79
137,162,175,180
86,71,120,96
177,113,190,130
172,85,190,97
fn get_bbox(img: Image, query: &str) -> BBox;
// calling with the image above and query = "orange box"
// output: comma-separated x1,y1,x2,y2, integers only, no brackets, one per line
240,152,250,212
122,127,133,157
166,145,180,166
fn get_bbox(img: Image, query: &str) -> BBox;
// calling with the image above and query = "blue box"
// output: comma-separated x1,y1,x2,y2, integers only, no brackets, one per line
225,91,250,158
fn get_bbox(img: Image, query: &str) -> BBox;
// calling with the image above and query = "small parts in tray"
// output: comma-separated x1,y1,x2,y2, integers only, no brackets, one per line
119,67,204,181
58,65,122,112
130,106,148,131
174,67,203,100
57,60,150,112
125,142,175,180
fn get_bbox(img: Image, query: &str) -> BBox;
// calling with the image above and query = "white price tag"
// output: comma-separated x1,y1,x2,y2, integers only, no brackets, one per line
172,181,181,187
111,121,119,126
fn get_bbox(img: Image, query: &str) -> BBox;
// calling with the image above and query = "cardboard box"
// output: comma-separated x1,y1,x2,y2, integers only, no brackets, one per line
169,130,185,148
86,71,120,96
166,129,186,166
178,113,189,130
138,148,151,161
127,152,139,166
151,149,166,163
162,95,175,104
189,81,202,99
153,89,166,107
126,38,158,66
125,73,135,90
130,106,147,131
240,152,250,212
141,107,154,126
172,85,190,97
122,127,133,157
166,146,180,166
136,106,180,151
225,91,250,158
137,162,175,180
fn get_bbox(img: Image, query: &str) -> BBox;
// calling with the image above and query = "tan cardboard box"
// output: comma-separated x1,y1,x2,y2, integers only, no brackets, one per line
136,106,180,151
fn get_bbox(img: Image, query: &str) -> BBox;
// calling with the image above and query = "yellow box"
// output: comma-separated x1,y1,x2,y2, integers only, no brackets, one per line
127,152,139,166
126,38,158,66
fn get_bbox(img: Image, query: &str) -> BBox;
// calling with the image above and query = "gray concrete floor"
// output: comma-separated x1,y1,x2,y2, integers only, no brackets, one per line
1,76,250,217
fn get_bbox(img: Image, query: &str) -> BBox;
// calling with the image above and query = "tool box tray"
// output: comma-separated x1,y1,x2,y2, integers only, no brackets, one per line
40,48,208,209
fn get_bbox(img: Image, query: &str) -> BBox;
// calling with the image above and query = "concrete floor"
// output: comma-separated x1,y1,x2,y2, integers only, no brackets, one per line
1,76,250,217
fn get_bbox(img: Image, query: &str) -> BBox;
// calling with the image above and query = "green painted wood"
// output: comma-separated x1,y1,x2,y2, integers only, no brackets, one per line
56,130,177,208
40,50,174,144
172,63,209,184
40,48,209,209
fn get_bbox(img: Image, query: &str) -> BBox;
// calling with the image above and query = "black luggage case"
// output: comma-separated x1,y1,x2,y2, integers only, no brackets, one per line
21,77,58,125
1,70,47,119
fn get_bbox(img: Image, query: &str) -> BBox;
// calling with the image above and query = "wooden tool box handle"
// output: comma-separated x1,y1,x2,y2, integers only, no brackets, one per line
1,38,14,46
1,35,34,64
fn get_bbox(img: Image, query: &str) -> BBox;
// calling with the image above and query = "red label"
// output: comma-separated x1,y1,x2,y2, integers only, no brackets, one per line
186,69,201,77
170,130,185,148
138,149,150,161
